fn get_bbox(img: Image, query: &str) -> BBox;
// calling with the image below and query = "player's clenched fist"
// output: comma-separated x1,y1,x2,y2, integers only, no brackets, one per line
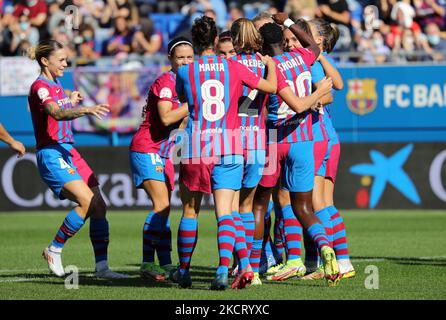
272,13,289,25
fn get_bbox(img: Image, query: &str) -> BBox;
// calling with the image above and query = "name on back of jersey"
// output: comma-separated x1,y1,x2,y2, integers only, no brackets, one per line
277,55,305,73
199,63,224,72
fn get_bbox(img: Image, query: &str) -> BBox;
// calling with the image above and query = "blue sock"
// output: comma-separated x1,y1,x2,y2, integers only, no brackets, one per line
315,207,333,246
155,216,172,266
178,216,198,272
250,239,262,274
239,212,254,257
89,218,109,265
216,215,236,275
142,212,158,263
51,209,85,249
307,223,329,250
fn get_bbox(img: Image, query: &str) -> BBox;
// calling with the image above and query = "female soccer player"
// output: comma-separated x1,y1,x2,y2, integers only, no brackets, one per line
303,18,355,279
229,17,331,285
216,31,236,59
0,123,25,157
27,40,126,279
173,16,277,290
129,36,194,281
253,18,340,286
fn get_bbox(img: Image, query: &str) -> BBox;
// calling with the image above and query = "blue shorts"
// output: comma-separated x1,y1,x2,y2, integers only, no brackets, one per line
36,144,83,200
282,141,315,193
242,149,266,189
180,155,244,194
129,151,175,190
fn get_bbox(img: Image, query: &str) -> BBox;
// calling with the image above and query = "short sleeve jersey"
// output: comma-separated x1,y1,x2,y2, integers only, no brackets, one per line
130,71,183,158
266,48,316,144
176,54,261,158
232,53,268,151
28,76,74,149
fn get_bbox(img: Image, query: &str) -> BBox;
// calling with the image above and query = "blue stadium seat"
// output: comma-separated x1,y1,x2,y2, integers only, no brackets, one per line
150,13,188,51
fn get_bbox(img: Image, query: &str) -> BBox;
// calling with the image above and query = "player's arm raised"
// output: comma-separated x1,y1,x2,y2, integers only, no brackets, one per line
280,77,333,114
157,101,189,127
43,102,110,121
273,12,321,58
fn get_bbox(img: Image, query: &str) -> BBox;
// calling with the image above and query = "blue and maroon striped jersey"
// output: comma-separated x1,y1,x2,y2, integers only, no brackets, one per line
28,76,74,149
232,53,268,151
266,48,316,144
176,54,261,158
130,71,183,158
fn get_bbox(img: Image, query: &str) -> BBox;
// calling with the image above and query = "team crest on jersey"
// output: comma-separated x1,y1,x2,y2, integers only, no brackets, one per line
155,166,163,173
160,87,172,99
37,88,50,102
67,168,76,175
346,79,377,115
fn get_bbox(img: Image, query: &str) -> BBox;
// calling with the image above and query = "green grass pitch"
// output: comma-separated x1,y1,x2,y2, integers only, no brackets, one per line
0,210,445,300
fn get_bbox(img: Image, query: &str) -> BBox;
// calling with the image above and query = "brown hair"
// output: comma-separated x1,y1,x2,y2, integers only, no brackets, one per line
27,40,64,67
231,18,263,54
310,18,340,53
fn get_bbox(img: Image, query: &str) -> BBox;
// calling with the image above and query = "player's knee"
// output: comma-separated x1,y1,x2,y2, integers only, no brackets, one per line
153,199,171,216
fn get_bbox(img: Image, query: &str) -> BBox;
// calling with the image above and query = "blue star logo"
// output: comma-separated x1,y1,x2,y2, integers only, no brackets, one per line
350,144,421,208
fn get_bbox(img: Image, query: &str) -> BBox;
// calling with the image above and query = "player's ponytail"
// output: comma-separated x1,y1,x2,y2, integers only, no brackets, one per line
26,40,64,67
231,18,263,54
191,16,217,55
310,18,339,53
326,23,340,53
26,46,37,60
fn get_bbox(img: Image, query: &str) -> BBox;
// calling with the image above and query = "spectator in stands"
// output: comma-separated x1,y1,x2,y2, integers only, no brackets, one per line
131,17,162,56
51,20,76,59
315,0,351,27
203,9,223,34
387,0,430,61
183,0,228,31
413,0,446,30
12,0,48,40
359,29,391,63
9,12,39,55
109,0,139,26
226,3,245,31
106,16,134,55
75,23,99,65
284,0,317,20
12,0,47,29
425,22,446,60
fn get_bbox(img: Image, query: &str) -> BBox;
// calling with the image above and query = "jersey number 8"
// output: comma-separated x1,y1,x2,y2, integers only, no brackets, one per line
201,79,225,122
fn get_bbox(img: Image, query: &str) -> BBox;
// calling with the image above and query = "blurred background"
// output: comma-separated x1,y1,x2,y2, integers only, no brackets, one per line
0,0,445,212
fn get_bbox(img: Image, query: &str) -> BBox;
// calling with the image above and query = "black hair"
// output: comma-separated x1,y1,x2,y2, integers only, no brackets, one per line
259,22,283,45
168,36,193,56
191,16,217,54
218,30,232,43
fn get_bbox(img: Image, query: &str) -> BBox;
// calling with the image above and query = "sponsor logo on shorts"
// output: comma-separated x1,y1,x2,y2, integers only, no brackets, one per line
155,166,163,173
67,168,76,175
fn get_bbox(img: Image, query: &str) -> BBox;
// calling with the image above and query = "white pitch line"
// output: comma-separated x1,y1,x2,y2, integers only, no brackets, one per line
0,266,139,274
